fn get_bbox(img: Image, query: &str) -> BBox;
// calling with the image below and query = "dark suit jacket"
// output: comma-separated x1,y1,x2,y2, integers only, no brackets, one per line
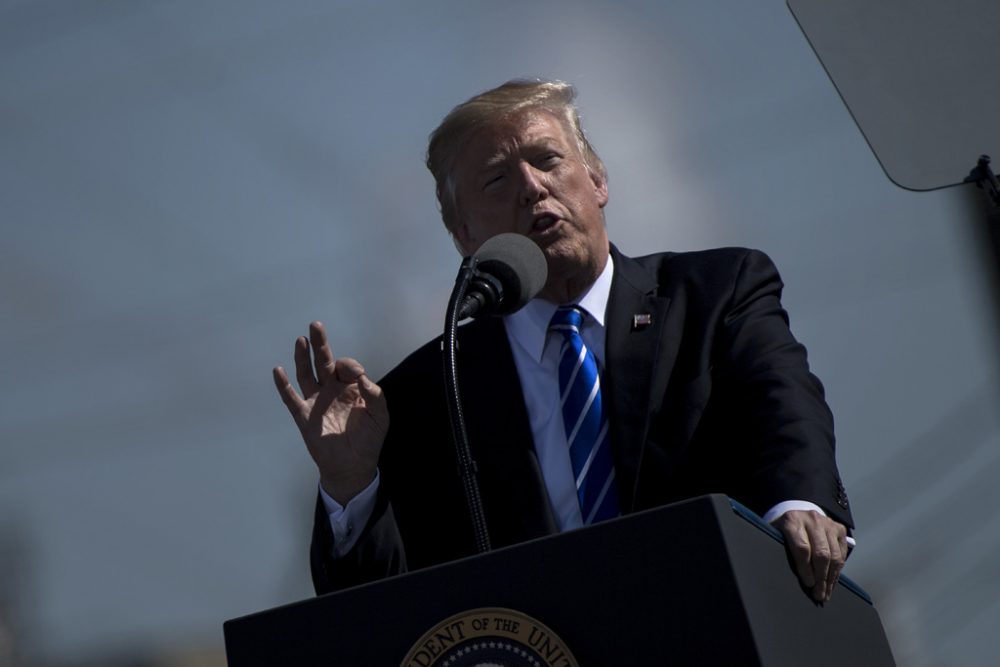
311,246,853,595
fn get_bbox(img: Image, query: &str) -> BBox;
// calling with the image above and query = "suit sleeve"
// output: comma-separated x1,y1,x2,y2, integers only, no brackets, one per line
310,486,407,596
717,249,852,529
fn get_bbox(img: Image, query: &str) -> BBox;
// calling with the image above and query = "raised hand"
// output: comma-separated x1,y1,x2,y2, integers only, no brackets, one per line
273,321,389,504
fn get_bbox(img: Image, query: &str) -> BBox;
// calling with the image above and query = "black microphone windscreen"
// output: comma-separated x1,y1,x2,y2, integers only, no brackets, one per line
473,233,548,314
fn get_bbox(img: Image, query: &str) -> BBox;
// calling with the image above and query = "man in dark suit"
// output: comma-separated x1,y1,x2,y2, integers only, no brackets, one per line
274,80,853,602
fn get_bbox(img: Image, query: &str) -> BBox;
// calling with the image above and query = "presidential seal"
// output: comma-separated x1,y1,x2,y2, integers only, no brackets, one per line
400,607,579,667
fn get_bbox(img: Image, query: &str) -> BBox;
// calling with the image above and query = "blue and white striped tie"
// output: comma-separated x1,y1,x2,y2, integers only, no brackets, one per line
549,306,619,525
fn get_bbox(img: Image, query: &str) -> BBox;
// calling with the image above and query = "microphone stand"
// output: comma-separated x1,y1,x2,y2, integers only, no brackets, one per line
443,256,492,554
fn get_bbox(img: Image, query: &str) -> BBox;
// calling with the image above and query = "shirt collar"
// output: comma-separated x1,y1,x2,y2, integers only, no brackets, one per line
504,253,614,364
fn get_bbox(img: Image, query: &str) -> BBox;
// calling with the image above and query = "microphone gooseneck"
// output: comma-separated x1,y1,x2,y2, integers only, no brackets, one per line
443,233,548,554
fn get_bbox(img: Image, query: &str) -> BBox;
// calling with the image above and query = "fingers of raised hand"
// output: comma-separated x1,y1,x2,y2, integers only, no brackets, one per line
291,322,342,398
309,321,337,384
273,366,306,425
333,357,370,385
294,336,320,397
329,358,388,423
355,370,390,431
300,358,366,430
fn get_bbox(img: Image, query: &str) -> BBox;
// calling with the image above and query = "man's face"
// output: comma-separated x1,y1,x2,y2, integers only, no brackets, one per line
451,110,610,303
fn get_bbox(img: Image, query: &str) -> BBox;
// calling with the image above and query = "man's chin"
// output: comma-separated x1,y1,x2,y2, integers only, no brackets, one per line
538,254,601,303
541,238,593,272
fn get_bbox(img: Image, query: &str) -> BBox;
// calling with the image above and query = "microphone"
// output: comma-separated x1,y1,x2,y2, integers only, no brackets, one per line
456,233,548,319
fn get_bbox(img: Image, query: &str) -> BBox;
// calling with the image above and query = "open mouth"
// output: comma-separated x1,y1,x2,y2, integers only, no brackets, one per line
531,214,559,234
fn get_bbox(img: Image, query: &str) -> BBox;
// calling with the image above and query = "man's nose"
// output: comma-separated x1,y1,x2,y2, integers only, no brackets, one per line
517,164,548,205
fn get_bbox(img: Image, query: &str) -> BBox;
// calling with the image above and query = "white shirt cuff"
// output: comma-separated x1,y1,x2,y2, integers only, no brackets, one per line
763,500,856,548
319,471,380,557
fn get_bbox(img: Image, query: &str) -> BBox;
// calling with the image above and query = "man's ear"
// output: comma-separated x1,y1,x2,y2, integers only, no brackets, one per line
591,172,609,209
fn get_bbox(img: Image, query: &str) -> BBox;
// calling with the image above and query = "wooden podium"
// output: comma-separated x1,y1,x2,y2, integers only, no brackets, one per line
224,494,895,665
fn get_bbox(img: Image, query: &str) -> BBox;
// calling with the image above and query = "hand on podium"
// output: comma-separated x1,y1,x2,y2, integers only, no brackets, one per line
773,510,849,603
273,321,389,505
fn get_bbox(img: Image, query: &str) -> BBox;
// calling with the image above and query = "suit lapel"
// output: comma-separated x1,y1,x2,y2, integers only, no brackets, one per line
604,247,676,512
457,318,559,544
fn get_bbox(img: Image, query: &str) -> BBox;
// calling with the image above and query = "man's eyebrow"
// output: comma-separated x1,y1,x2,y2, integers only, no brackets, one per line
526,135,562,148
478,152,509,172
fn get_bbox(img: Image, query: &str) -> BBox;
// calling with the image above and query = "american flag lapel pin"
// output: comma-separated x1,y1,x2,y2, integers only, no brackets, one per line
632,313,653,331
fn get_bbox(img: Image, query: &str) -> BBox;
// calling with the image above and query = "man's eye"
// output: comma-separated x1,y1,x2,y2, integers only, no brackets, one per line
537,153,561,168
483,174,504,189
